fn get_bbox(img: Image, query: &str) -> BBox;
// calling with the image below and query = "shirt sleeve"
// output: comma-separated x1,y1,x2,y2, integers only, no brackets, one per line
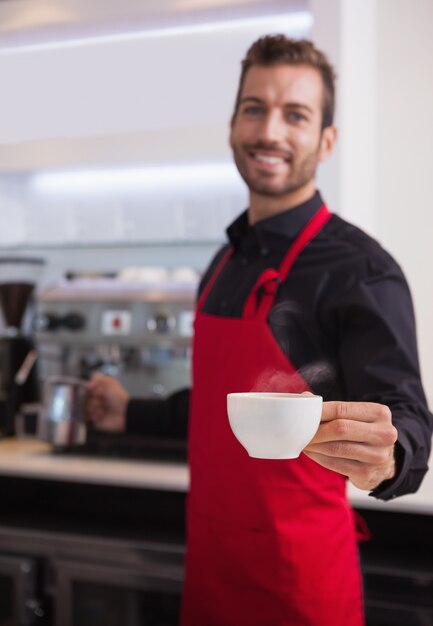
331,254,432,501
126,388,190,439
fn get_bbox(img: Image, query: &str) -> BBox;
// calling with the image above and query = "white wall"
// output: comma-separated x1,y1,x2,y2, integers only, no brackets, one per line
376,0,433,408
0,12,311,170
311,0,377,234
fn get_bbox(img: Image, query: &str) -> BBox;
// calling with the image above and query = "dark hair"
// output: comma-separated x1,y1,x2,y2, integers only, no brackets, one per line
233,35,336,129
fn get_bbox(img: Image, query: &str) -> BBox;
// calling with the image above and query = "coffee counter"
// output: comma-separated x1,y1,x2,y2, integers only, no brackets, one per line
0,437,432,515
0,438,189,492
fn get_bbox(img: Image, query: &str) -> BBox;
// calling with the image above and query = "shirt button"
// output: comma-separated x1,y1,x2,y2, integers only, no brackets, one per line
261,247,269,257
240,256,249,266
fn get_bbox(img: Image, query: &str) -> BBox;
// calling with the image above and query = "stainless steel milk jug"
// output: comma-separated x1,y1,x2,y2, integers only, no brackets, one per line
40,376,87,448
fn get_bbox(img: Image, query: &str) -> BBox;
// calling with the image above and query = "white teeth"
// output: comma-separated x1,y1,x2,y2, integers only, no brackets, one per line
254,154,285,164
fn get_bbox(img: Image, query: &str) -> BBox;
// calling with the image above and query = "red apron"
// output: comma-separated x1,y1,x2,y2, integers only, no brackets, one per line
181,204,365,626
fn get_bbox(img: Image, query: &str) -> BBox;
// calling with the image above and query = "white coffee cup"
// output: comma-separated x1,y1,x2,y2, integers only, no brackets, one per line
227,392,322,459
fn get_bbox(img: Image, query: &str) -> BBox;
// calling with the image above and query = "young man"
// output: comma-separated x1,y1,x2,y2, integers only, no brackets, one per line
87,36,432,625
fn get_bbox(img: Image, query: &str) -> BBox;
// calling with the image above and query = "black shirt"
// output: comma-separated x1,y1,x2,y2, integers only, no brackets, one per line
127,191,432,501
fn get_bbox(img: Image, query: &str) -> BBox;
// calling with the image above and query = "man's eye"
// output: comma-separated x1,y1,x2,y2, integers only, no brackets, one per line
286,111,306,122
243,106,265,116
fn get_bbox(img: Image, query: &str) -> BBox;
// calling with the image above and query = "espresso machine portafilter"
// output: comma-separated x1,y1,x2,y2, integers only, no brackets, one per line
0,257,45,436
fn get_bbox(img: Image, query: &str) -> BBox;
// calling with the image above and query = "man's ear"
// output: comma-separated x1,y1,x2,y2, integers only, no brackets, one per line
319,125,337,163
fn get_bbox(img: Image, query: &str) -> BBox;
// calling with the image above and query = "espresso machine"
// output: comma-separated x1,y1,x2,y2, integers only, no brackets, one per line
0,257,45,436
33,269,197,458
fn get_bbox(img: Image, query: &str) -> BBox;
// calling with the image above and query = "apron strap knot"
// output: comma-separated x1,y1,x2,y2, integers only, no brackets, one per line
243,204,332,322
263,276,281,295
243,269,281,319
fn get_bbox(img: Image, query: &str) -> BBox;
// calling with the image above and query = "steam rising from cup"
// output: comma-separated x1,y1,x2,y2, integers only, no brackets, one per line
250,362,336,395
261,300,337,395
250,368,309,394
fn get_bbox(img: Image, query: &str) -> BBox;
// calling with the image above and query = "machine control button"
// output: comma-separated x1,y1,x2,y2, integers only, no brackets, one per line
178,310,194,337
62,312,86,331
147,311,176,334
33,312,62,332
34,312,86,332
101,310,132,336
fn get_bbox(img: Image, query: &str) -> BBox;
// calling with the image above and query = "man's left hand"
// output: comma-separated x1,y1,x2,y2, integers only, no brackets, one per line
303,401,398,491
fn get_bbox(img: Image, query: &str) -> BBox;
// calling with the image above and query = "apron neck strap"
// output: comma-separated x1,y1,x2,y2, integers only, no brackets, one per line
196,246,233,312
243,204,332,321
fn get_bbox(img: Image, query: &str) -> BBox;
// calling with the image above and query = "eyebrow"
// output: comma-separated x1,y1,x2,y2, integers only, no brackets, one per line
239,96,314,114
239,96,264,104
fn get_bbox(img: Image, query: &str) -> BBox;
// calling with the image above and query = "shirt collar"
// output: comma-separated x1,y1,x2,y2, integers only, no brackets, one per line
227,191,324,253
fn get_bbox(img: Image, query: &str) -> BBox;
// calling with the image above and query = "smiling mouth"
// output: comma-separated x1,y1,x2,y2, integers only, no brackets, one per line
253,154,287,165
246,143,292,165
247,150,293,171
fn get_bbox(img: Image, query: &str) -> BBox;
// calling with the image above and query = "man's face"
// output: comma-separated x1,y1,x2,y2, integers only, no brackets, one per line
230,64,334,201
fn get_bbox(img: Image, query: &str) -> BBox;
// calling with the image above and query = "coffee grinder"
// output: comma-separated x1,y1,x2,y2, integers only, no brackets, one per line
0,257,45,436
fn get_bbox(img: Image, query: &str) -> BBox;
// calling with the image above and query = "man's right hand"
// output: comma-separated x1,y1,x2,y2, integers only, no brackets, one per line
85,372,129,432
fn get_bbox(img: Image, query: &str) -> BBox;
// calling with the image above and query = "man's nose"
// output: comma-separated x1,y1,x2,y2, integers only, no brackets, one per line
258,110,286,143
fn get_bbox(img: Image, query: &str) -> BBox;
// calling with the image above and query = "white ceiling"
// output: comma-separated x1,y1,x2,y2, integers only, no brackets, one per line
0,0,307,46
0,0,310,173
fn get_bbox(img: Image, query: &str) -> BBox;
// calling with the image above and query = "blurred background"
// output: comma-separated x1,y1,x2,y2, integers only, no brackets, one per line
0,1,432,625
0,0,431,404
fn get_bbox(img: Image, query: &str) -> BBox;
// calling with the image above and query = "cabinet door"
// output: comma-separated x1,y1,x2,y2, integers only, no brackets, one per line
0,555,38,626
364,568,433,626
55,559,183,626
